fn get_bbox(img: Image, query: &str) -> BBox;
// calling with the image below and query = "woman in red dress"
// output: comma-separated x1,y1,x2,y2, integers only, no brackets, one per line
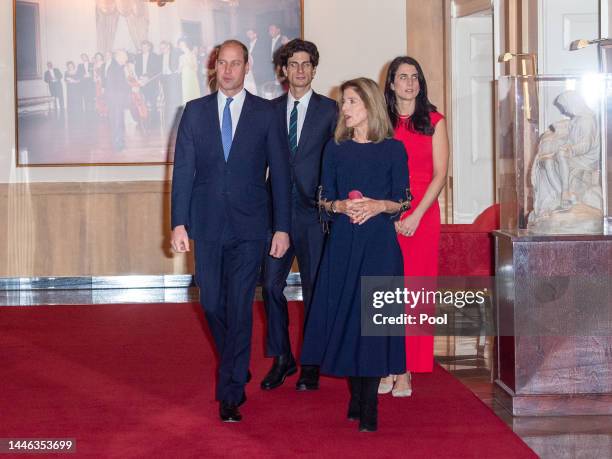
379,56,449,397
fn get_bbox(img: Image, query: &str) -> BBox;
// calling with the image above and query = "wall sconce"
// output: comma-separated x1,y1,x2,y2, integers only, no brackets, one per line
569,38,612,73
569,38,612,51
498,52,538,121
498,52,538,75
149,0,174,6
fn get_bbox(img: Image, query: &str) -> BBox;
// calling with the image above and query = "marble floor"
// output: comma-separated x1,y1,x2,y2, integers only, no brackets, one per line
1,286,611,458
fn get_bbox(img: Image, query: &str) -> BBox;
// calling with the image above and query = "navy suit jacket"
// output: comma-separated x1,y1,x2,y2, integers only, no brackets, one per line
271,91,337,225
135,52,162,78
171,91,291,242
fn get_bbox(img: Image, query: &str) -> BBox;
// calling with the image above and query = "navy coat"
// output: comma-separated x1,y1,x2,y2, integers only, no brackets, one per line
171,91,291,241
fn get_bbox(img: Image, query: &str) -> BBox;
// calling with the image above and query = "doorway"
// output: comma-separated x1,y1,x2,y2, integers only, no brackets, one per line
451,7,495,223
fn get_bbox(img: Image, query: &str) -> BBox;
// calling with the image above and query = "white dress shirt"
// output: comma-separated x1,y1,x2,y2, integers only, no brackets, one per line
142,52,150,75
217,88,247,139
162,53,171,74
286,88,313,145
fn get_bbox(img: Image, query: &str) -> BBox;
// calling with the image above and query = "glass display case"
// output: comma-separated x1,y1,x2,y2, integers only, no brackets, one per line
496,75,610,234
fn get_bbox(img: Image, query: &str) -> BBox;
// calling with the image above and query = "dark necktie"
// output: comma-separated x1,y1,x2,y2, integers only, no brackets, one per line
289,100,299,155
222,97,233,162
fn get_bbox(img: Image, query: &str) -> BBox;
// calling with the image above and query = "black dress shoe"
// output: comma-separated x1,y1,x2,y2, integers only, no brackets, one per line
347,398,360,421
219,401,242,422
260,354,297,390
347,376,361,421
358,401,378,432
296,365,320,391
359,377,379,432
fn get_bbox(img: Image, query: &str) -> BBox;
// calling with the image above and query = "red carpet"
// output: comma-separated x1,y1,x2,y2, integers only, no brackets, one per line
0,302,536,458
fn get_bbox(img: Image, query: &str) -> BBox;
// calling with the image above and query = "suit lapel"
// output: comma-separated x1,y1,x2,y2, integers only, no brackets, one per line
203,92,224,161
296,92,321,159
278,93,289,143
276,94,292,162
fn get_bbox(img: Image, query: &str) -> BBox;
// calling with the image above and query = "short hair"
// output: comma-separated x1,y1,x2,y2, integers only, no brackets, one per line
279,39,319,68
218,39,249,64
334,77,394,144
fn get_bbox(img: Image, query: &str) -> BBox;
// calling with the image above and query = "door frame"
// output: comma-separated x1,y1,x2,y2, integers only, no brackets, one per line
448,0,496,223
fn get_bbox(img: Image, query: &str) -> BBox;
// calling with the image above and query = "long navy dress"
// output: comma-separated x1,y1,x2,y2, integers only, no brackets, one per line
300,138,409,377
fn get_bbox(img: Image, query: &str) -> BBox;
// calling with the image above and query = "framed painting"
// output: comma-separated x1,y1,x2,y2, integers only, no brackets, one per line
14,0,303,166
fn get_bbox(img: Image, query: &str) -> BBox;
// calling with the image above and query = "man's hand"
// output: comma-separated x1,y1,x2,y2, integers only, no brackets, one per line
269,231,290,258
171,225,190,253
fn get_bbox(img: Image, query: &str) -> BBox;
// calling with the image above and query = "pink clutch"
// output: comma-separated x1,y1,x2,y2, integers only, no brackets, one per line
348,190,363,200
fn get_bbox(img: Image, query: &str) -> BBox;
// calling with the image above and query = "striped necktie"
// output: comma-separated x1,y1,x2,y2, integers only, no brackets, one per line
289,100,299,155
221,97,233,162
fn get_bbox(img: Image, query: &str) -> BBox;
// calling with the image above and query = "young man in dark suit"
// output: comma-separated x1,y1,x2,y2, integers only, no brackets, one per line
135,40,162,125
171,40,291,423
159,41,182,134
105,50,130,152
246,28,268,93
263,24,286,87
44,61,64,112
76,54,95,112
260,39,337,391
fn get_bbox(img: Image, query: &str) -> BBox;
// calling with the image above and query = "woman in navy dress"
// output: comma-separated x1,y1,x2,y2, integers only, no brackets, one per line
301,78,411,432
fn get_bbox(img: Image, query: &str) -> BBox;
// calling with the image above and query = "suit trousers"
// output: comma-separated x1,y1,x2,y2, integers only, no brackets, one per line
195,228,266,404
262,220,325,357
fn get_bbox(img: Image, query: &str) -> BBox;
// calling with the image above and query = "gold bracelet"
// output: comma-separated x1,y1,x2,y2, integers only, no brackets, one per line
330,200,338,213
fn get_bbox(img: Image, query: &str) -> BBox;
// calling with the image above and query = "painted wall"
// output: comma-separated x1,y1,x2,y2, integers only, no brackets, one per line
304,0,407,98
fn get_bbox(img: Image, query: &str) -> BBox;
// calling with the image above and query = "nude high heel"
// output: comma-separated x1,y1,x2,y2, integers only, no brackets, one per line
392,372,412,397
377,375,395,394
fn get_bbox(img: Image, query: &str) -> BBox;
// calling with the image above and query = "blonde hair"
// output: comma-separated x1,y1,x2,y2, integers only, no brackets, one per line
334,77,394,144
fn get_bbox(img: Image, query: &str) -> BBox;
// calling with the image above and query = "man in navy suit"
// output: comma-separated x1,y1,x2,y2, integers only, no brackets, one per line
159,40,182,135
135,40,162,125
171,40,291,423
260,39,337,391
44,61,64,113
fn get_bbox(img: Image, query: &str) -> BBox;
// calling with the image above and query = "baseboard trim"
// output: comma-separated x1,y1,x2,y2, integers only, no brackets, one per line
0,272,302,291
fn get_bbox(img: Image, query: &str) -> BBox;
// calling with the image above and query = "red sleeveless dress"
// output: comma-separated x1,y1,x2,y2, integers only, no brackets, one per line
395,111,444,373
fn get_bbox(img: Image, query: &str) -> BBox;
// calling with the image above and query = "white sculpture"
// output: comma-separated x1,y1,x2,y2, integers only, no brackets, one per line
528,90,603,234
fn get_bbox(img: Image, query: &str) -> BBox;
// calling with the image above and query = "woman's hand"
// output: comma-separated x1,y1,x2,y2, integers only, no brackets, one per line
395,213,421,237
330,199,352,216
349,197,385,225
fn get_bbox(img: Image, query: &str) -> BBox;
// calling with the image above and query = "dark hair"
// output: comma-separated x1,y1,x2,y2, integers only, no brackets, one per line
279,39,319,68
218,39,249,64
384,56,437,136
